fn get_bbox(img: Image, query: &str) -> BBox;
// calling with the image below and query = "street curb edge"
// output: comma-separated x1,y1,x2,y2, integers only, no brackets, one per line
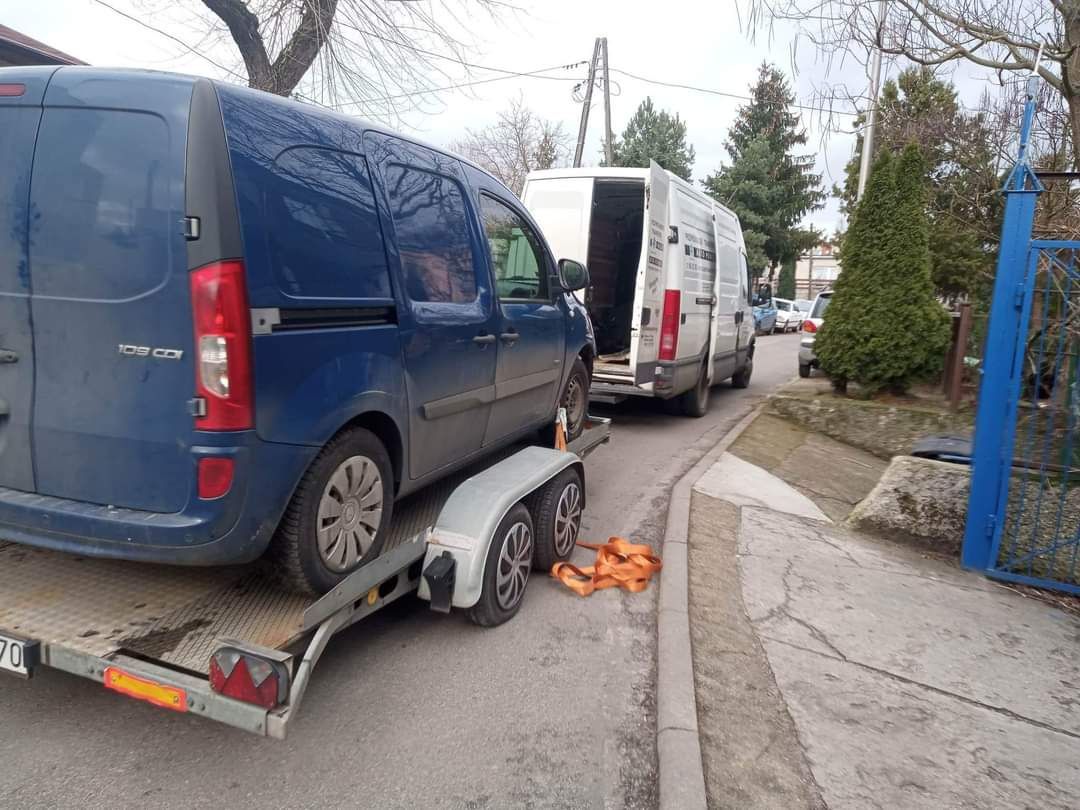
656,402,766,810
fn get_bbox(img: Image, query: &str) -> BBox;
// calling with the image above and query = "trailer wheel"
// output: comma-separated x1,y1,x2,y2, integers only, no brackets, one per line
530,467,584,571
466,503,534,627
269,428,394,596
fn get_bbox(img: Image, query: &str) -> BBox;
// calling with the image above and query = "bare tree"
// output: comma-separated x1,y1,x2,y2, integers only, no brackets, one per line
127,0,507,119
450,95,570,193
744,0,1079,167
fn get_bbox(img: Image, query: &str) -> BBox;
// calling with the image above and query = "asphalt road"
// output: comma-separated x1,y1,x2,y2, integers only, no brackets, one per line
0,333,801,810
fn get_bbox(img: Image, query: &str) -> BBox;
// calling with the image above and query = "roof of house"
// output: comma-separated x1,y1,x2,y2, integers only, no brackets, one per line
0,25,86,66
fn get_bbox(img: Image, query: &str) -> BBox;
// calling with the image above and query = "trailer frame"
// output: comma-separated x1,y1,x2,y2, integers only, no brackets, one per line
0,418,610,738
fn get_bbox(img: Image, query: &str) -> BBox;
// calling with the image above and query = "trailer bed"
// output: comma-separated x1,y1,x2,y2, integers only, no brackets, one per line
0,418,611,684
0,461,492,674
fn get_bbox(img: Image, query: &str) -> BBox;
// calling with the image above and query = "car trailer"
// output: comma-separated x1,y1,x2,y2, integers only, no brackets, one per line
0,417,610,738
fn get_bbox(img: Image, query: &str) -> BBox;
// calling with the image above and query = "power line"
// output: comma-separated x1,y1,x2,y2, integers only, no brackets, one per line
90,0,245,83
609,67,859,118
323,64,583,108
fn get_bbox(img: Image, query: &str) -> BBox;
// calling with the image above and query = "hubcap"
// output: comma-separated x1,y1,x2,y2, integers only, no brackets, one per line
495,522,533,610
317,455,384,573
563,375,586,435
554,482,582,556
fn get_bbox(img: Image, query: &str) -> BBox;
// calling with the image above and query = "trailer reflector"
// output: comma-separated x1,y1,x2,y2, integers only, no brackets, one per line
103,666,188,712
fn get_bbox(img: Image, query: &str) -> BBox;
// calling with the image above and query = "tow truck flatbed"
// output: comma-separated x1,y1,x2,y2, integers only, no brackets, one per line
0,418,610,737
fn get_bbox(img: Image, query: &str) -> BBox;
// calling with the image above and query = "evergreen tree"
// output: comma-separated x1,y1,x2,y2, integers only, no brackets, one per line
609,97,695,180
816,146,950,394
778,256,796,300
704,63,824,281
837,68,1000,303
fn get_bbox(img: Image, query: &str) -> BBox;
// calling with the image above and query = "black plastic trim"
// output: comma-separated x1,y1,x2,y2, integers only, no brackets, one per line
275,306,397,331
185,79,243,271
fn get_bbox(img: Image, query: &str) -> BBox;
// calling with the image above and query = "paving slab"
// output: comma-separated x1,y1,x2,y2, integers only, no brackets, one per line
738,503,1080,808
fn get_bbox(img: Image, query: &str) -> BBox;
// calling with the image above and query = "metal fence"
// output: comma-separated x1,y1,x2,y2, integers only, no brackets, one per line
962,80,1080,595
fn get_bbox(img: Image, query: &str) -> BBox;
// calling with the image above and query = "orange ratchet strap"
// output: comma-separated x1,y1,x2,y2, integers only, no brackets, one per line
551,538,663,597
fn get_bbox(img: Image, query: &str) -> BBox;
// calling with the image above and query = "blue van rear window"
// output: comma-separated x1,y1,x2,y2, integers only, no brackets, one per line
265,148,390,300
31,109,174,300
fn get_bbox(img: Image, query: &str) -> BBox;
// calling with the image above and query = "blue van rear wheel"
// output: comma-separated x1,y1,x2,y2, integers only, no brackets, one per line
269,427,394,595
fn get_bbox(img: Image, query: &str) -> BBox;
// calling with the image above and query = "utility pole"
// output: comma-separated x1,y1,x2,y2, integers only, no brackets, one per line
855,0,887,202
601,38,614,166
574,38,602,168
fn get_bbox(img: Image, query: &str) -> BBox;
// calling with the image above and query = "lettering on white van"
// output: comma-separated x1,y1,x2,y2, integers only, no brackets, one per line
117,344,184,360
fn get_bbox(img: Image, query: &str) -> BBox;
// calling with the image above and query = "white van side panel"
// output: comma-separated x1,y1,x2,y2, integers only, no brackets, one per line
520,178,594,267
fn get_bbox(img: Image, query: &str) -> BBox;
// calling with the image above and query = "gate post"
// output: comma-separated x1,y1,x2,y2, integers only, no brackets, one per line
961,78,1045,571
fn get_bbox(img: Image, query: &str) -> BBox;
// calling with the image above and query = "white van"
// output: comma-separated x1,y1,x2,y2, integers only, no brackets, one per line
521,162,756,416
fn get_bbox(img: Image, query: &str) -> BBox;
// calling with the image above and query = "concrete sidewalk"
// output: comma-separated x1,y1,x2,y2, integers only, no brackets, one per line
688,453,1080,809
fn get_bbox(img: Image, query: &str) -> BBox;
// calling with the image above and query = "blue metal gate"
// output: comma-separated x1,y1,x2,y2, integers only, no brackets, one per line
962,79,1080,594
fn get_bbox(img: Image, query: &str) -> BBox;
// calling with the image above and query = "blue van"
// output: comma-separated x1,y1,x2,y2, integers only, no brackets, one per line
0,67,595,594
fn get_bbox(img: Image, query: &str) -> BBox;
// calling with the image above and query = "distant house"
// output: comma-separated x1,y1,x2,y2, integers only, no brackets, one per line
0,25,86,67
795,242,840,300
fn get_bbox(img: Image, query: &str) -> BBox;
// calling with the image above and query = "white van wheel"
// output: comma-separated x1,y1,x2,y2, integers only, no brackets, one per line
680,362,711,417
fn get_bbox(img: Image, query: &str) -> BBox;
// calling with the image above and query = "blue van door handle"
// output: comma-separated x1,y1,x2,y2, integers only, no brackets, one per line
499,330,519,345
0,350,18,364
473,333,496,345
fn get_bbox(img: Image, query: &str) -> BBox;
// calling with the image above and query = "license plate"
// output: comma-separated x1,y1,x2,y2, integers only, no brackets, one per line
0,632,39,678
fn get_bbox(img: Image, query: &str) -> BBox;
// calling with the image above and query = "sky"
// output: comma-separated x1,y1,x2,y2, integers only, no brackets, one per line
6,0,978,236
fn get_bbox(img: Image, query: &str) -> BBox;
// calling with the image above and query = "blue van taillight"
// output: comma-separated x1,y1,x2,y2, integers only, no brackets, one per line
190,261,254,430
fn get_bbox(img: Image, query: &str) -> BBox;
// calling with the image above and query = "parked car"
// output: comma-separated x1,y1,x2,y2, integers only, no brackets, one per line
522,162,756,417
773,298,804,332
752,293,778,335
798,291,833,377
0,66,596,594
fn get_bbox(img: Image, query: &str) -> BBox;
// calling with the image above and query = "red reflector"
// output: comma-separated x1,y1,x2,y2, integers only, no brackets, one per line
659,290,681,361
198,457,234,499
190,260,253,431
209,650,284,710
803,320,818,334
0,84,26,97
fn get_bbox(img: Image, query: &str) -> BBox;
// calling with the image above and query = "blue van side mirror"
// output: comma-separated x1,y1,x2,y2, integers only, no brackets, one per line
557,259,589,293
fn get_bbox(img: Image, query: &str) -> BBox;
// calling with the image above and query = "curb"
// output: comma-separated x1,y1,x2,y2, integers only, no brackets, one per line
656,403,766,810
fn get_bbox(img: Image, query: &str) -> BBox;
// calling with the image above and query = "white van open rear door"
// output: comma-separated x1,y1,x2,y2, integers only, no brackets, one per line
631,162,670,386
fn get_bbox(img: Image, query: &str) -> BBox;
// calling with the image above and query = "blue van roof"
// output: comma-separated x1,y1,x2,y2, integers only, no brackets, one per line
0,63,518,201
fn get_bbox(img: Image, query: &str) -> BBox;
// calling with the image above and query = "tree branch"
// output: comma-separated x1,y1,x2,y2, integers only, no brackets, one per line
201,0,273,89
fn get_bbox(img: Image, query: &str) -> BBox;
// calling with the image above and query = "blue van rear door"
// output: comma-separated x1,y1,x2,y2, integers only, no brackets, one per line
28,70,196,513
0,70,51,492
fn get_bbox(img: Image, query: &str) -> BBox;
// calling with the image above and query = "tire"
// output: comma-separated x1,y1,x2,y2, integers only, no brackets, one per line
530,467,584,571
799,363,811,378
466,503,534,627
558,357,590,442
732,354,753,388
680,362,711,417
268,428,394,595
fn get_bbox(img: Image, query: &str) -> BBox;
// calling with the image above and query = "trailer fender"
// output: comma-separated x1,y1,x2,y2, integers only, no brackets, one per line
418,446,584,609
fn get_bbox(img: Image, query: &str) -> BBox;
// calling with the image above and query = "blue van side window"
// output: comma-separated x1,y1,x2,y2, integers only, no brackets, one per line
384,165,477,304
266,148,391,300
31,110,173,300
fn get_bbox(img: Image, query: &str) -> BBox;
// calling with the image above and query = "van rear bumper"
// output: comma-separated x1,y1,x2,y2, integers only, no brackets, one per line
0,440,314,566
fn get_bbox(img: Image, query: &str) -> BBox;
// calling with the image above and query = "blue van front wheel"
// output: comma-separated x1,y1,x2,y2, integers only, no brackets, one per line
269,428,395,595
